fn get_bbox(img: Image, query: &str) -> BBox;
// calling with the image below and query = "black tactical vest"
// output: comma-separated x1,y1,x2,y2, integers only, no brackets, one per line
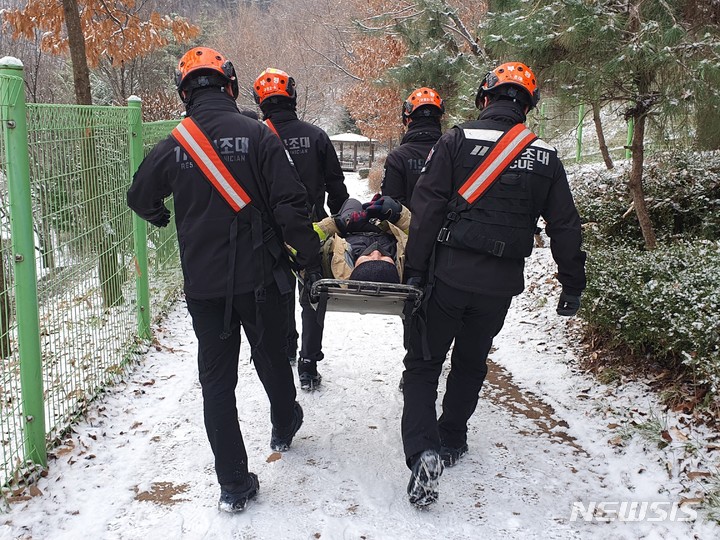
438,124,557,260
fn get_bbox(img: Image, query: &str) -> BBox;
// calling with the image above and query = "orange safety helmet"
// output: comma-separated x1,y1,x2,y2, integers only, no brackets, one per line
253,68,297,105
175,47,238,101
475,61,540,110
402,87,444,125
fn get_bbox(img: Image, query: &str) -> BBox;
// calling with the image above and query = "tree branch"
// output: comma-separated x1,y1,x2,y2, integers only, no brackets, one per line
303,39,362,82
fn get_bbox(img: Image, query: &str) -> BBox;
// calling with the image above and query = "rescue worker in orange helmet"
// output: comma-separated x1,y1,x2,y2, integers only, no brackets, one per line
253,68,349,392
381,87,445,209
127,47,323,513
400,62,586,507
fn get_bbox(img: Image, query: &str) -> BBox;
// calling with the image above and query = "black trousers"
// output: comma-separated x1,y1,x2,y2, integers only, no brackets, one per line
287,278,324,362
186,286,296,486
401,278,512,466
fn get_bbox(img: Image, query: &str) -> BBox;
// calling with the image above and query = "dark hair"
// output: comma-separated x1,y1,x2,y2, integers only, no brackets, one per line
349,260,400,283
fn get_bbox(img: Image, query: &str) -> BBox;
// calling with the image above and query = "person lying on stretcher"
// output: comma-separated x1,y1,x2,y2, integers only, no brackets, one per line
312,195,410,284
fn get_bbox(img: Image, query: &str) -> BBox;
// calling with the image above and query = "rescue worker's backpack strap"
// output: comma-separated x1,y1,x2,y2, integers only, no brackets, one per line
265,118,280,138
457,123,536,204
315,288,328,330
220,214,240,339
171,117,252,212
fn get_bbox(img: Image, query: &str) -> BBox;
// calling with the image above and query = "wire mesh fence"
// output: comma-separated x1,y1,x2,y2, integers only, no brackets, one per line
142,120,182,320
0,61,181,489
26,103,143,445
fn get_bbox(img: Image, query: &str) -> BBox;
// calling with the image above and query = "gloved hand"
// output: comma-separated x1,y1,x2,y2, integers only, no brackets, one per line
363,194,402,223
333,210,369,236
303,265,324,294
404,269,426,289
556,291,581,316
150,208,171,228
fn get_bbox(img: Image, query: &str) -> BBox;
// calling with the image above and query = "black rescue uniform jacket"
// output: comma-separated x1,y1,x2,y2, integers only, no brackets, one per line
381,117,443,209
262,104,348,220
405,101,586,298
127,89,320,300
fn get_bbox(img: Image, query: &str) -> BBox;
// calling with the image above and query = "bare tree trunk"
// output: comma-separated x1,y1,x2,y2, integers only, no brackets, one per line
61,0,92,105
63,0,123,306
628,113,657,250
592,102,614,170
625,2,657,250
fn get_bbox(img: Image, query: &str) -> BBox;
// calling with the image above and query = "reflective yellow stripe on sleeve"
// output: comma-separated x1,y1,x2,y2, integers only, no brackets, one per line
313,222,328,242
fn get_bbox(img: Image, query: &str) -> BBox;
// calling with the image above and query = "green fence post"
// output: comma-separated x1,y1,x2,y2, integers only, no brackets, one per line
626,116,634,159
576,103,585,163
0,58,47,467
128,97,151,339
538,102,547,139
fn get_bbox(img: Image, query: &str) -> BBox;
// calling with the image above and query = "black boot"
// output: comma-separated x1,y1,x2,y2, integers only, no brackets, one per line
218,472,259,513
439,443,468,467
406,449,444,508
270,402,304,452
298,358,322,392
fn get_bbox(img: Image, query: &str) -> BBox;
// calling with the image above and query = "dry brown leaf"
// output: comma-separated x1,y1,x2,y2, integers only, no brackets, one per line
266,452,282,463
660,430,673,443
55,446,74,457
687,471,712,480
669,427,689,442
29,485,42,497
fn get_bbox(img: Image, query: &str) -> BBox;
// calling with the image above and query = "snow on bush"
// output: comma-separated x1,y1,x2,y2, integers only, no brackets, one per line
584,240,720,393
569,152,720,396
573,151,720,245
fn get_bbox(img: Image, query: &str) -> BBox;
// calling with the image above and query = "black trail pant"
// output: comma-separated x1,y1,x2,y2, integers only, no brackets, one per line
401,278,511,466
287,278,324,362
186,286,296,486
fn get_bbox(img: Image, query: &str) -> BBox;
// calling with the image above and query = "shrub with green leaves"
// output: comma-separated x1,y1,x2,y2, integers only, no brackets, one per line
584,240,720,393
573,151,720,247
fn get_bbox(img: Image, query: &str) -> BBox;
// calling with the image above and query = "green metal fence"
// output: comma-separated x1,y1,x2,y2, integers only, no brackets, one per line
530,99,634,164
0,60,181,490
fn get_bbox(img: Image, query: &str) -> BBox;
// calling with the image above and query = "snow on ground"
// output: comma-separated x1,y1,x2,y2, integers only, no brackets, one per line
1,174,718,540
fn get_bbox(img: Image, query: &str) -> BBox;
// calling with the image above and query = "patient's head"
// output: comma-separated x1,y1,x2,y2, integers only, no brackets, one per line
349,251,400,283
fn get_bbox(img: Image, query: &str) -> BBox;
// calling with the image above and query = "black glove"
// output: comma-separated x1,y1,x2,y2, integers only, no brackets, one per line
333,210,370,236
303,266,323,293
363,194,402,223
404,268,426,289
556,291,581,316
149,208,171,228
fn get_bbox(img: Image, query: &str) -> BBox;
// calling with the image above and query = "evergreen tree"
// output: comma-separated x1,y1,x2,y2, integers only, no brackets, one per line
483,0,720,250
347,0,490,134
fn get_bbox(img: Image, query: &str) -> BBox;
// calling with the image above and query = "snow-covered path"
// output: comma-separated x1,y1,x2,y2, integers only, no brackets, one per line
1,175,717,539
